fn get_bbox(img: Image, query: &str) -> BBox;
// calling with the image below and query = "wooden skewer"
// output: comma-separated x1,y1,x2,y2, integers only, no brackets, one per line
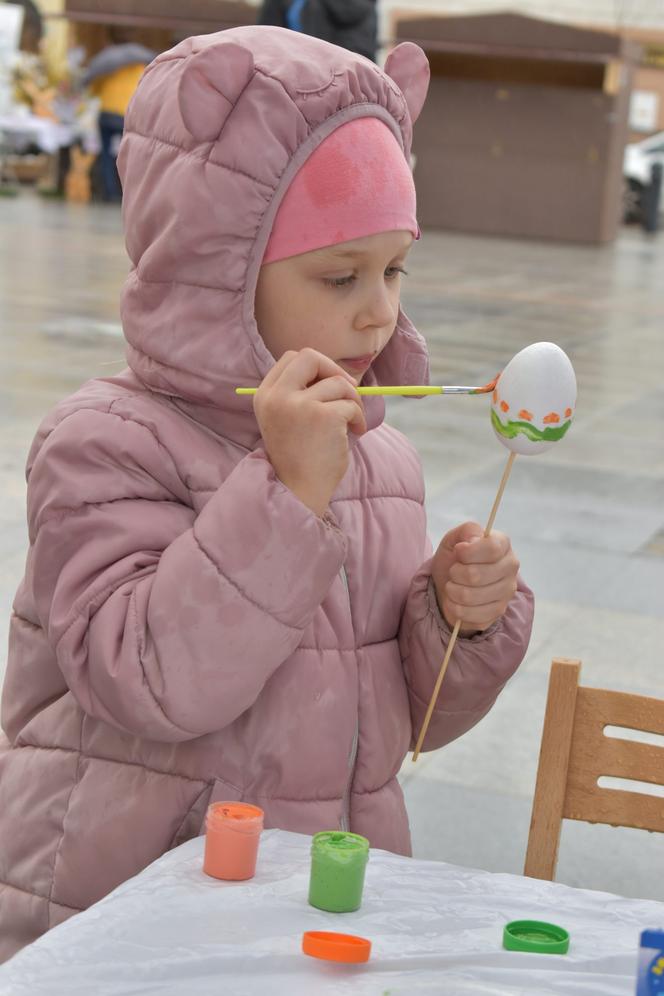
412,451,517,762
484,450,517,536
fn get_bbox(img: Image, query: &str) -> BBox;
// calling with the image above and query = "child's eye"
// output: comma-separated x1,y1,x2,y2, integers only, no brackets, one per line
323,275,356,288
322,266,408,288
385,266,408,281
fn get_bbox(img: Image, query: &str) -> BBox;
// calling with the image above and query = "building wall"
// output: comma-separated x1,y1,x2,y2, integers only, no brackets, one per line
381,0,664,45
39,0,664,137
384,3,664,138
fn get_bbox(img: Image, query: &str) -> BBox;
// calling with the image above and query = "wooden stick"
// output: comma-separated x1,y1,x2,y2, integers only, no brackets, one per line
412,451,517,762
411,618,462,762
484,451,516,536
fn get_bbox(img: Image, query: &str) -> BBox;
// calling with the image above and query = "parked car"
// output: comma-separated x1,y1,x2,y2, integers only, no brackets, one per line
623,131,664,223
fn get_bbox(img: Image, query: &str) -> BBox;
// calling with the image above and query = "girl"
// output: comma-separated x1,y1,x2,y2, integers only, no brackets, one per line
0,27,533,960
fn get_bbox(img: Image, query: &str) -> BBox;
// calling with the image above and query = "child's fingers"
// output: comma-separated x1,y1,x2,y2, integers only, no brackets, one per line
448,550,519,587
258,349,299,391
276,348,355,393
443,596,507,630
305,376,366,432
326,398,368,436
306,375,364,406
454,530,512,565
440,521,483,554
445,576,518,610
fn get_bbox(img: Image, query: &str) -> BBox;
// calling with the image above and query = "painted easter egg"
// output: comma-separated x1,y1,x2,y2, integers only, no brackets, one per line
491,342,577,455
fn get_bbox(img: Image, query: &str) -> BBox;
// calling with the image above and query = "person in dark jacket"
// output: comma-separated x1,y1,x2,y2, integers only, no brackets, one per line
258,0,377,62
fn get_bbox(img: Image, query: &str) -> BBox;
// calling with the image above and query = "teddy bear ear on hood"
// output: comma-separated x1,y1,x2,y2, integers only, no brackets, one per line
178,42,255,142
383,42,430,124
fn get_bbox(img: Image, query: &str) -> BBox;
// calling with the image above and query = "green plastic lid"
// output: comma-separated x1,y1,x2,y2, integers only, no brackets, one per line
503,920,570,954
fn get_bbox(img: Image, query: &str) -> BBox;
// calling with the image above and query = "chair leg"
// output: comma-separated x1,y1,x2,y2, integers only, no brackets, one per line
524,658,581,880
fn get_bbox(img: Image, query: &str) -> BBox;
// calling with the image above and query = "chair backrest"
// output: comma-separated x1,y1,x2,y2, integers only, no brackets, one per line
524,657,664,881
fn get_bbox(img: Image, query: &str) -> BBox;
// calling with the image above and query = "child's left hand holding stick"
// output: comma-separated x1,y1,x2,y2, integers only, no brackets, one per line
431,522,521,635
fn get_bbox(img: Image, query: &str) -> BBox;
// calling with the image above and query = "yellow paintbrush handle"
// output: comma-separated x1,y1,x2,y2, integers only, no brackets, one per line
235,386,444,396
355,386,443,396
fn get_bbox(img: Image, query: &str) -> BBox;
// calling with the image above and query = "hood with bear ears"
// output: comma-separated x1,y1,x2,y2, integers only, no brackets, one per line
118,26,431,448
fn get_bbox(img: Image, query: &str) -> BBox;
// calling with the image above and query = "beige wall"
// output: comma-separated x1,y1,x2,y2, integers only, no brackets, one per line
381,0,664,45
385,6,664,139
38,0,70,79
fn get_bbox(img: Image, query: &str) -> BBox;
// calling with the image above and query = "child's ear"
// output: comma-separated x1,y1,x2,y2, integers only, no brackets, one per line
178,42,255,142
383,43,430,124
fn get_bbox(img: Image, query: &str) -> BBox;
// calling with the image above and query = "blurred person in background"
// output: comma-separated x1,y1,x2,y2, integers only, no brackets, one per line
258,0,377,62
82,29,154,202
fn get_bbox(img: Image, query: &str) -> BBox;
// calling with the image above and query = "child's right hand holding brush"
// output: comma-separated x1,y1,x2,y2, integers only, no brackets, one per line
254,348,367,517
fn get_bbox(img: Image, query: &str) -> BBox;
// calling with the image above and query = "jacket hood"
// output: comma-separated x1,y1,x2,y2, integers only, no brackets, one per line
117,26,431,447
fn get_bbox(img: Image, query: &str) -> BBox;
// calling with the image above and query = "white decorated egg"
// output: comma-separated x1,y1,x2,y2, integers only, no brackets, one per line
491,342,577,455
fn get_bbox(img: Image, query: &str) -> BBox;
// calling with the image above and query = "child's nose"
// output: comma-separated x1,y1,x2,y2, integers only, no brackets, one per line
355,284,396,332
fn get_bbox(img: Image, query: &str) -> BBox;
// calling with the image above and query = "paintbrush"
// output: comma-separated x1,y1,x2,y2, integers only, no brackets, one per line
236,379,497,397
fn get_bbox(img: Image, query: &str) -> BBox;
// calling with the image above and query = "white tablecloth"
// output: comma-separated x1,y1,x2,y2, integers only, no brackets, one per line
0,113,76,154
0,829,661,995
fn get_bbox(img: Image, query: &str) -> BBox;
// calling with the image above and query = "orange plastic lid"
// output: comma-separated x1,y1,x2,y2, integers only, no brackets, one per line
302,931,371,964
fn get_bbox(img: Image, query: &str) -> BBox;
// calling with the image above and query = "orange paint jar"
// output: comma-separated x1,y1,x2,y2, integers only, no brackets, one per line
203,802,264,881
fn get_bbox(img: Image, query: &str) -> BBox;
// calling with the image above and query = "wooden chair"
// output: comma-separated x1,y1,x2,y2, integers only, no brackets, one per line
524,657,664,881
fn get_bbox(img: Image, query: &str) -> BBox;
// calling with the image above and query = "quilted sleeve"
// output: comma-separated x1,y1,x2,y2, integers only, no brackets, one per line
27,409,347,742
399,559,534,753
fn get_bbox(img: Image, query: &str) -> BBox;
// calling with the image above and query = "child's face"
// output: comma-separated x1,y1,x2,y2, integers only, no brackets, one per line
255,230,413,382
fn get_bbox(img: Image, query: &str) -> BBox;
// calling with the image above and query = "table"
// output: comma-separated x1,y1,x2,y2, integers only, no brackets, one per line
0,112,80,190
0,113,77,156
0,829,660,995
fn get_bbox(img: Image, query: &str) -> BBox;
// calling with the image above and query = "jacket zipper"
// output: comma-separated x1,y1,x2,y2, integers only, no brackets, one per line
339,563,359,832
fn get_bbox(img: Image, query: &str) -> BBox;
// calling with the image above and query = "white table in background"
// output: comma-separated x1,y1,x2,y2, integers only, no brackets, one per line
0,112,76,155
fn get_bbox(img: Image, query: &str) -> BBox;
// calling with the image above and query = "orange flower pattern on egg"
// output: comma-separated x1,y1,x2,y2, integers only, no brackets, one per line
495,391,570,429
495,395,572,427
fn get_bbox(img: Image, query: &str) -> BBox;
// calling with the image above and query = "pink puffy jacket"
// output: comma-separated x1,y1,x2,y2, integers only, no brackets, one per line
0,27,533,961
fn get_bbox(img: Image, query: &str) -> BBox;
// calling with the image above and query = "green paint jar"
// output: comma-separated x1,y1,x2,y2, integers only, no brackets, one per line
308,831,370,913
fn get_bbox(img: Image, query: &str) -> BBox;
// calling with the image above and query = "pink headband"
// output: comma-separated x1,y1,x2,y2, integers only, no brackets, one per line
263,118,419,264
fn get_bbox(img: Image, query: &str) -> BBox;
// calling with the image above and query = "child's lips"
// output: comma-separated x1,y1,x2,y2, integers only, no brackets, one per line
339,354,375,372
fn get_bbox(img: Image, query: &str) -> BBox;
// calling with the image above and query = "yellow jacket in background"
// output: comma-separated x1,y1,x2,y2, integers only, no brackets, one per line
91,63,146,117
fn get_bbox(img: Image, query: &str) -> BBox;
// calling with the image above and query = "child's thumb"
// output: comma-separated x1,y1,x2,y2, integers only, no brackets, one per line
446,521,483,551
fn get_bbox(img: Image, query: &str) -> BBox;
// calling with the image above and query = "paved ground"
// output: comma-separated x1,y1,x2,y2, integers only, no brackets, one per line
1,194,663,900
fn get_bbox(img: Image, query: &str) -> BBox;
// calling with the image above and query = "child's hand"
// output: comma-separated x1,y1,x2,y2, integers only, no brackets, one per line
431,522,520,634
254,348,367,517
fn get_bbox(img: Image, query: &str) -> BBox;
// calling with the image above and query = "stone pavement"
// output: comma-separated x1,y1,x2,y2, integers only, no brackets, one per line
1,194,663,900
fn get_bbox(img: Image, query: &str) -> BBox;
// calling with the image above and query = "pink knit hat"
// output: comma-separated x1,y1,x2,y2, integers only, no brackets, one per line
263,117,419,264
